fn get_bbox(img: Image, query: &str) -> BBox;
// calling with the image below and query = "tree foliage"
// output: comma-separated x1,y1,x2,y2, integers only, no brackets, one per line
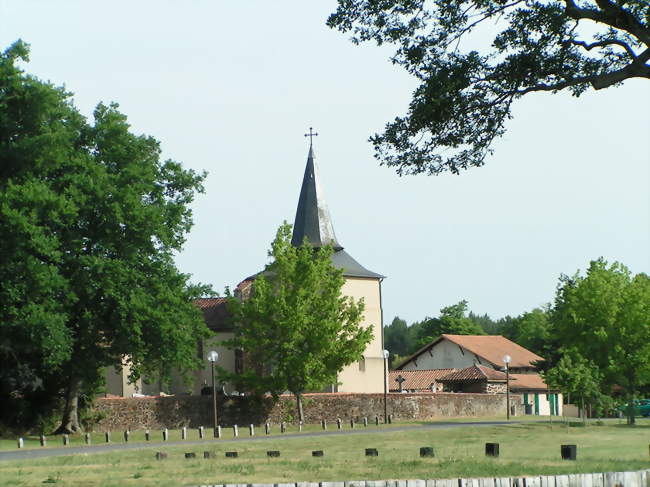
413,300,485,348
218,223,373,422
328,1,650,175
548,258,650,423
543,350,612,418
0,41,211,433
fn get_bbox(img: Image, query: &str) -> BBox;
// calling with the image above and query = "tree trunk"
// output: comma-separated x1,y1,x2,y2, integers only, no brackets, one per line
54,377,83,434
295,392,304,424
626,392,636,426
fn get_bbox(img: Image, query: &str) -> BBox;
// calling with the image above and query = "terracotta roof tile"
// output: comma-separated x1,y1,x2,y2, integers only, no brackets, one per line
194,297,231,331
441,335,543,368
388,369,456,391
509,373,550,391
397,334,543,370
438,364,508,382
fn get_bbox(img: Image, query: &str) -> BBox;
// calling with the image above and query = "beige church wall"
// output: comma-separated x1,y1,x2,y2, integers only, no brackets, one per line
401,340,487,371
102,357,141,397
337,356,385,393
337,277,384,393
341,277,382,357
175,332,237,396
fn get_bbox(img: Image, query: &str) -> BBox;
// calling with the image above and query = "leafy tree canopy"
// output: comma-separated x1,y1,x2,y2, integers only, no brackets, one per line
218,223,373,423
0,41,211,433
548,258,650,423
414,300,485,348
328,1,650,175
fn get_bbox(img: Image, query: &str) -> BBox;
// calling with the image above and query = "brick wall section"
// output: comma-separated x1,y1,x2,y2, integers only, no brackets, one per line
93,392,522,431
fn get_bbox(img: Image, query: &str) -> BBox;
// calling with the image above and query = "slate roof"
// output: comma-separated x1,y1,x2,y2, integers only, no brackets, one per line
438,364,509,382
388,369,456,391
290,144,382,279
396,334,544,370
194,297,231,332
291,145,342,250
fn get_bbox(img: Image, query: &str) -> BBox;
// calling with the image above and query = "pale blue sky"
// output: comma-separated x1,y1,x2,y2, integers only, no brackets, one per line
2,1,648,325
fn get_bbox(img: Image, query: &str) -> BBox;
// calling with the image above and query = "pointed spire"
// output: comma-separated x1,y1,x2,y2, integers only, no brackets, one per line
291,145,343,250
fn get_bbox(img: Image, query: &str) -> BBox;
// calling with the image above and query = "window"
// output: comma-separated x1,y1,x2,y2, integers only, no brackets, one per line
358,357,366,372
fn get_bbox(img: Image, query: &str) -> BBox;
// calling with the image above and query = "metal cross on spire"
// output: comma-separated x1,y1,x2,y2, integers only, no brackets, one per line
304,127,319,146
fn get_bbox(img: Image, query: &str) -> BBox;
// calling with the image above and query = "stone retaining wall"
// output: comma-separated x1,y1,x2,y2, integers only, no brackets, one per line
191,470,650,487
93,392,521,431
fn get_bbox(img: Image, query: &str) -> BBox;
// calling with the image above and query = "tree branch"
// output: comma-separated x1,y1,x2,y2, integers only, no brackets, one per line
567,38,638,59
564,0,650,46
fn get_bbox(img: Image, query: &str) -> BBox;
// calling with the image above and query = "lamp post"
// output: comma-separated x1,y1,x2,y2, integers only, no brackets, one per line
383,349,390,424
207,350,219,435
503,354,511,420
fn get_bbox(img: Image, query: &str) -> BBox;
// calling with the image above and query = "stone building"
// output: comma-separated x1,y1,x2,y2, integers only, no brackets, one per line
395,334,563,415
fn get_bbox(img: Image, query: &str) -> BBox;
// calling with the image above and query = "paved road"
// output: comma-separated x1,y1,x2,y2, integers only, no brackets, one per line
0,421,523,463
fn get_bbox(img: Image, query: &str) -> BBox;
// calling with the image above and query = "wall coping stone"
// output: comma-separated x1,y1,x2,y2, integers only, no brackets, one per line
192,469,649,487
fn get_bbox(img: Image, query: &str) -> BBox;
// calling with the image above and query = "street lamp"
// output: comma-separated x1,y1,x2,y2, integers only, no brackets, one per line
383,349,390,424
207,350,219,436
503,354,511,420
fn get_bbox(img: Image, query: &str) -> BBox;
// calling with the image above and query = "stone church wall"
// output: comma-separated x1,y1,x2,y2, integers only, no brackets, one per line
91,392,521,431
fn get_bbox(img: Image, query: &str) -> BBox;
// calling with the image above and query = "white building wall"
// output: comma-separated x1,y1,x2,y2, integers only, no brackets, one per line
400,339,494,371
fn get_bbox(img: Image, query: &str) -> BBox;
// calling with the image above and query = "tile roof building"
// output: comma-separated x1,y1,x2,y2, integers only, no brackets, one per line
394,334,562,416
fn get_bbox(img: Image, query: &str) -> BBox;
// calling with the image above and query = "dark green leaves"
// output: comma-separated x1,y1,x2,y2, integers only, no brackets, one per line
328,1,650,175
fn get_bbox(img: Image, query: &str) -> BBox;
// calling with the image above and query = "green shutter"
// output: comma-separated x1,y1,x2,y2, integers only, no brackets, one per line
523,392,529,404
534,393,540,415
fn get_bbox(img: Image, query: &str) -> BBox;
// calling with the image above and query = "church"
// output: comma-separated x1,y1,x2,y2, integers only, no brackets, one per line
105,141,386,396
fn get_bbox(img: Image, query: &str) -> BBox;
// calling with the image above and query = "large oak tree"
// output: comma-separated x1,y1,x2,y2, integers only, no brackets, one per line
328,1,650,175
0,41,211,433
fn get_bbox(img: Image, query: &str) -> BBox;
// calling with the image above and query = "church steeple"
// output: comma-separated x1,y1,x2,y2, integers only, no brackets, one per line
291,143,343,250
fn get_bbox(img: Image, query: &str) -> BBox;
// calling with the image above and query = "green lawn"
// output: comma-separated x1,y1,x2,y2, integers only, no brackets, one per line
1,420,649,487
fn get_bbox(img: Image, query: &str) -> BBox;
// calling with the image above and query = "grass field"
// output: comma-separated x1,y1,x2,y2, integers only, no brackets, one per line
1,419,648,487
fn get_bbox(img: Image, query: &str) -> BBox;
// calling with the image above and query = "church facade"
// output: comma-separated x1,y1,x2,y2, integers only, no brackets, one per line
104,144,386,396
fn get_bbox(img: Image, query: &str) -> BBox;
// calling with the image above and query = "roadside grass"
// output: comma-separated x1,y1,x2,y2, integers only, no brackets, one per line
1,420,649,487
0,415,639,451
0,420,413,451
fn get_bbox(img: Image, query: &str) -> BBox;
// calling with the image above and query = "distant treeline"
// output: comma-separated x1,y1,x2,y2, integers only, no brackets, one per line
384,300,551,369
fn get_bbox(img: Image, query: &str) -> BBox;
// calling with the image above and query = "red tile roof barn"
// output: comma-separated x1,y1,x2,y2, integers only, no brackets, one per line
509,373,551,391
388,369,456,391
442,335,543,367
396,334,544,370
438,364,509,382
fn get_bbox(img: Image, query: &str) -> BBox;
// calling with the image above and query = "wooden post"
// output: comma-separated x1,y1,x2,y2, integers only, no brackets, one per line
280,422,286,433
145,430,150,441
85,433,91,445
63,434,69,446
123,430,129,442
105,432,110,443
